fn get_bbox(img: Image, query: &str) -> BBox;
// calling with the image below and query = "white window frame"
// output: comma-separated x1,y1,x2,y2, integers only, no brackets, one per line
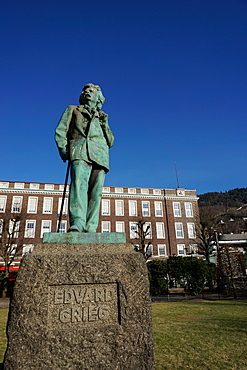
0,196,7,212
142,201,150,217
9,219,20,238
154,201,163,217
173,202,181,217
187,223,196,239
158,244,166,256
175,222,184,238
115,187,123,193
185,202,193,217
141,189,149,194
30,183,39,189
14,182,24,189
146,244,153,256
101,199,110,215
11,196,23,213
45,184,54,190
103,187,110,193
57,220,67,233
129,222,138,239
9,244,17,258
22,244,34,256
177,244,185,255
41,220,52,237
156,222,165,239
101,221,111,233
43,197,53,214
58,197,68,215
153,189,161,195
128,200,137,216
144,222,152,239
24,220,36,238
116,221,125,233
27,197,38,214
128,188,136,194
0,182,9,188
115,200,124,216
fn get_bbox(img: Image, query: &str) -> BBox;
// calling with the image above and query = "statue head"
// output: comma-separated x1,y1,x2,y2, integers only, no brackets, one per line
79,83,105,110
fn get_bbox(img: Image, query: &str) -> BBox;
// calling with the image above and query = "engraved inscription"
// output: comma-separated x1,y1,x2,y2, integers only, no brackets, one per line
48,283,119,328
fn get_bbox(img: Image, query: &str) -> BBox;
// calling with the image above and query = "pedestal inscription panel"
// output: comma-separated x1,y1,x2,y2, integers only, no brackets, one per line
48,283,119,329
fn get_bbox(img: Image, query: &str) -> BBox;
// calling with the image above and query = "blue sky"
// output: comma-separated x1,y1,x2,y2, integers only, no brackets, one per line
1,0,247,195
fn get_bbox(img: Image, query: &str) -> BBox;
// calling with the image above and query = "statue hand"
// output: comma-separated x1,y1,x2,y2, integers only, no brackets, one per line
59,147,69,162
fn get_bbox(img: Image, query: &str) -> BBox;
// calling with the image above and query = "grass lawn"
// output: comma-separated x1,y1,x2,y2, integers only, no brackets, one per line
0,301,246,368
152,300,247,370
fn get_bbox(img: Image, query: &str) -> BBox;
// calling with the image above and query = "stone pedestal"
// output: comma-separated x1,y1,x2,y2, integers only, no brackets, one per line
4,242,154,369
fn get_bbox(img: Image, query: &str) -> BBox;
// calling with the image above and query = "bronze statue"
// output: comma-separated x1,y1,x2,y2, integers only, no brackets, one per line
55,84,114,232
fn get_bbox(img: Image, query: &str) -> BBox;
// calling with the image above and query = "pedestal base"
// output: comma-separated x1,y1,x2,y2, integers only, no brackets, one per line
4,243,154,369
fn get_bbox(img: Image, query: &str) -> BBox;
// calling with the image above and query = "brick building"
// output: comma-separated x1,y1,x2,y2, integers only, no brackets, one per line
0,180,200,270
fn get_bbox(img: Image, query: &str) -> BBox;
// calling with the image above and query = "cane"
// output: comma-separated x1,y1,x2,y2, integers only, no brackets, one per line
57,161,71,232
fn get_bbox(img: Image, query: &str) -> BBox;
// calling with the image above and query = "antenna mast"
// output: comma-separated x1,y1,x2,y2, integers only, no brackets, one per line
174,162,180,189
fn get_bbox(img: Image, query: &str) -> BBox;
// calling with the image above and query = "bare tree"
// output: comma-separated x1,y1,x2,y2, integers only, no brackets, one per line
132,220,152,261
0,209,27,296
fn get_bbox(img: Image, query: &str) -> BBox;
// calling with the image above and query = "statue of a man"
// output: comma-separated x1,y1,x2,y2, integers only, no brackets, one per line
55,83,114,233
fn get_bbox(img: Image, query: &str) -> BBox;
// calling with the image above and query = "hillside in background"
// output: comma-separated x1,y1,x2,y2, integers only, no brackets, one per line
198,188,247,234
198,188,247,208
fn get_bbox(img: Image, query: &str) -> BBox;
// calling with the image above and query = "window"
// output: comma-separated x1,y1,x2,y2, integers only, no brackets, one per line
129,222,138,239
128,188,136,194
9,244,17,257
0,182,9,188
146,244,153,256
115,200,124,216
185,203,193,217
22,244,34,256
144,222,152,239
58,197,68,215
188,244,198,254
45,184,54,190
57,220,67,233
129,200,137,216
142,201,150,217
141,189,149,194
30,183,39,189
11,196,22,213
187,223,196,238
116,221,125,233
175,222,184,238
27,197,38,213
101,221,110,233
14,182,24,189
41,220,52,237
177,244,185,255
43,197,53,214
24,220,36,238
115,187,123,193
153,189,161,195
9,219,20,238
158,244,166,256
173,202,181,217
101,199,110,215
0,196,7,212
0,219,3,235
156,222,165,239
103,187,110,193
154,201,163,217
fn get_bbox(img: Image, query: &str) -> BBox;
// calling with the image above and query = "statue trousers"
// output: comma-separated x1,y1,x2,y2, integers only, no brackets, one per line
69,159,106,232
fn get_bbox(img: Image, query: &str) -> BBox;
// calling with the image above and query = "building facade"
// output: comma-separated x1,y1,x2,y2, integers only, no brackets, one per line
0,180,200,270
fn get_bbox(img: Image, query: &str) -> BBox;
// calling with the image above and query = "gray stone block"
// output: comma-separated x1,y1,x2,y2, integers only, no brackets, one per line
4,243,154,369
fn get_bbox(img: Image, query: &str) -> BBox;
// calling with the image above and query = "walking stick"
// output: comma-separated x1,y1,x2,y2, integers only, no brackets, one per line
57,161,71,232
